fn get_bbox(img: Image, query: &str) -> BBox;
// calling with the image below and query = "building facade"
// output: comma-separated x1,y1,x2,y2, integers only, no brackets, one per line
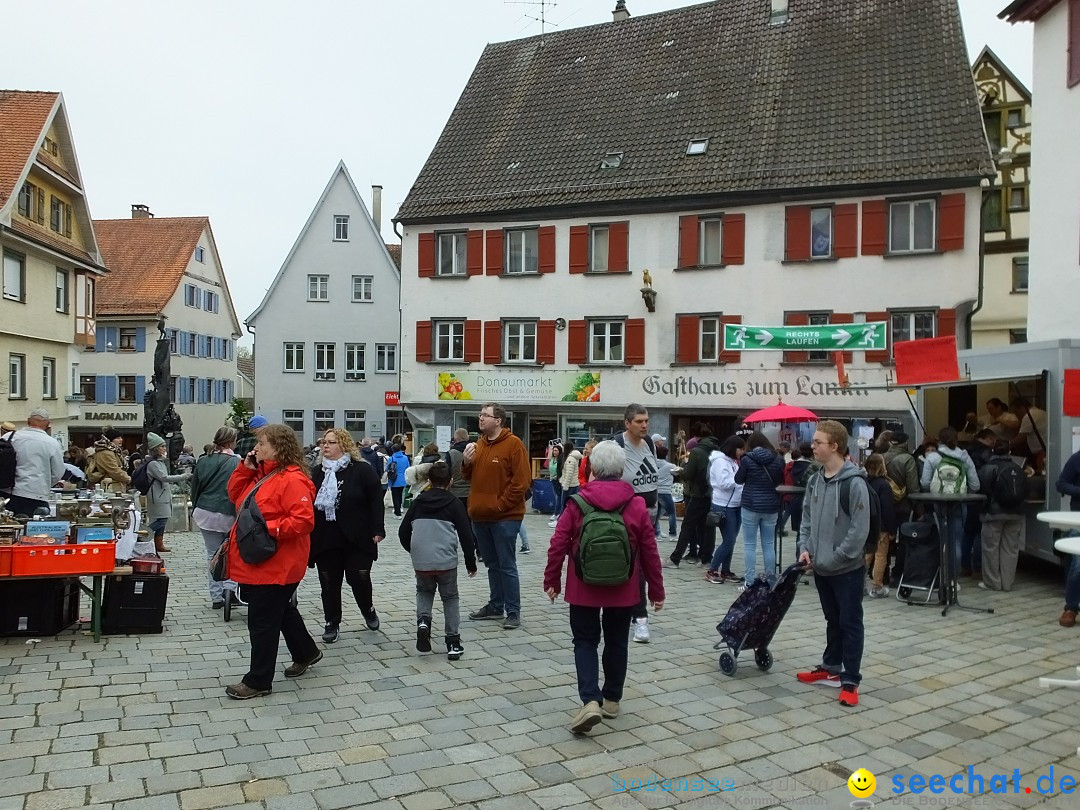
246,163,403,446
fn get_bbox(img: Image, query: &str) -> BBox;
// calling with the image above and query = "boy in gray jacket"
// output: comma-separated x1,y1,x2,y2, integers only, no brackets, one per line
796,420,870,708
399,462,478,660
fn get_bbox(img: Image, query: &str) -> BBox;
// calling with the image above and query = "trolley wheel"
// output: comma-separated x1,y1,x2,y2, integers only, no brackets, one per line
223,592,232,622
719,651,737,676
754,648,773,672
898,587,912,600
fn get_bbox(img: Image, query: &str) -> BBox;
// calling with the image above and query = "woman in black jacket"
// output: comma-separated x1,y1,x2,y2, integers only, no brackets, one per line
311,428,386,643
863,454,897,598
733,432,785,588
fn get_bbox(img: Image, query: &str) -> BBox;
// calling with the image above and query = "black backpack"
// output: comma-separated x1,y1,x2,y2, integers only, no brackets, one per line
990,457,1029,510
130,462,151,495
830,474,881,554
0,433,16,491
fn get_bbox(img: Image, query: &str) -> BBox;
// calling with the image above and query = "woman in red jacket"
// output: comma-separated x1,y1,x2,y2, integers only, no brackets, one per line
225,424,321,700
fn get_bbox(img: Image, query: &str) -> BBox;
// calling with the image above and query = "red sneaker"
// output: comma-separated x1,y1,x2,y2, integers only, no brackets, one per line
839,684,859,707
796,667,841,687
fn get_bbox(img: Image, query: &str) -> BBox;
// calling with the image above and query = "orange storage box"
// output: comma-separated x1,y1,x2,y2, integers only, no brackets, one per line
9,543,115,577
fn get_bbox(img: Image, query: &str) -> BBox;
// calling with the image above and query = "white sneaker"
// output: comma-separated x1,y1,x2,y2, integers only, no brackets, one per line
633,619,650,644
547,519,557,528
868,585,890,598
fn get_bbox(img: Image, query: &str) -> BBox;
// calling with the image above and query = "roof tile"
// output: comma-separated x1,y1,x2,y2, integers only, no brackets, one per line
0,90,58,206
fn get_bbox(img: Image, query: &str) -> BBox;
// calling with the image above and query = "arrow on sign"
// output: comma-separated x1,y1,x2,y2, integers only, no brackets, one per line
831,328,852,346
755,330,774,346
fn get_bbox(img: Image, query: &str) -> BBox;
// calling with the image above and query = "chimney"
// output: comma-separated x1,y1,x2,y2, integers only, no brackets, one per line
612,0,630,21
371,185,383,233
131,204,153,219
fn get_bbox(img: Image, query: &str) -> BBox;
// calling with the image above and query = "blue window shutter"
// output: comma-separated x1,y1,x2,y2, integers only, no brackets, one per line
178,331,187,356
135,327,146,352
108,327,119,349
105,376,118,404
227,379,233,400
96,329,107,352
135,376,146,402
95,375,106,402
227,341,234,361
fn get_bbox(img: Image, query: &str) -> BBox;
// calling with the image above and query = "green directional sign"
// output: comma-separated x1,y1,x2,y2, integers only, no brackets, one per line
723,322,887,351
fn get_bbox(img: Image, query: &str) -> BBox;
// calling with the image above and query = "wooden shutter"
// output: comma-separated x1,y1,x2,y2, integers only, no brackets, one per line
485,230,503,276
483,320,501,364
466,230,484,276
608,222,629,272
861,200,887,255
784,206,811,262
676,315,700,363
538,226,556,274
718,314,742,364
36,188,45,224
864,311,890,363
568,319,588,364
937,308,957,338
722,214,745,265
415,321,432,362
537,320,556,364
417,233,435,277
938,193,966,252
831,312,854,363
135,376,146,403
569,226,589,274
678,215,699,268
784,312,810,364
625,318,645,365
833,203,858,258
464,319,481,362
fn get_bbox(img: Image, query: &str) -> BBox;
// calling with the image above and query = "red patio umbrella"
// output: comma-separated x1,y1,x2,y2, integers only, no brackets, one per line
743,402,819,423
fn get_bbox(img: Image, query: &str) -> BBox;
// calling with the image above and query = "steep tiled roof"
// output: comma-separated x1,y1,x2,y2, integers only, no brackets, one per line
237,356,255,384
0,90,58,207
93,217,208,316
396,0,993,222
385,243,401,269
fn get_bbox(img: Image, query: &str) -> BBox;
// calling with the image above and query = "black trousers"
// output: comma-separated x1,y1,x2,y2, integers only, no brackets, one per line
672,496,711,564
240,582,319,691
569,604,634,705
391,486,405,515
316,547,375,625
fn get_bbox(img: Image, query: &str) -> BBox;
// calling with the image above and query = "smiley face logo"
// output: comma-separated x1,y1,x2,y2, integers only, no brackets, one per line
848,768,876,798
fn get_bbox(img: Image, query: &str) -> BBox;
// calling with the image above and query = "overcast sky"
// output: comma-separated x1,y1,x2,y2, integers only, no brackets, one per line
4,1,1032,337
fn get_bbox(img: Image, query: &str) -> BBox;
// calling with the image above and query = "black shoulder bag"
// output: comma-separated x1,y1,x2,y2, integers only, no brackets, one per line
234,469,284,565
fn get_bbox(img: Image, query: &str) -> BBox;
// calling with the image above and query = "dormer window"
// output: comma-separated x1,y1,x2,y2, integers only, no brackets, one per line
600,152,624,169
770,0,789,25
686,138,709,156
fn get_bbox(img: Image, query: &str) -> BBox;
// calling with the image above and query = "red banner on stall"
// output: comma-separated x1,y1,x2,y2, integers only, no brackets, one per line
1064,369,1080,417
893,336,961,386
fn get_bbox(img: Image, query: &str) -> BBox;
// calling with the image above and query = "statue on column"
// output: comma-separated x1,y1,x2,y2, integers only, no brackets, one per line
143,317,184,471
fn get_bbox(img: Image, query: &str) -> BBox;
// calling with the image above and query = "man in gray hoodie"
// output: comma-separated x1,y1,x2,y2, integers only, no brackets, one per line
796,420,870,708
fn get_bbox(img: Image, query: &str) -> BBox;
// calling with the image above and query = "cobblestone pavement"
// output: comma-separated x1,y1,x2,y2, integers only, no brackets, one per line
2,510,1079,810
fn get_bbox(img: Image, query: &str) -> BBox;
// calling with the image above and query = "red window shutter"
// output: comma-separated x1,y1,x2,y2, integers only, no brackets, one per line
938,308,957,338
538,226,556,274
718,314,742,364
485,230,503,276
608,222,629,272
938,193,966,252
678,215,699,268
416,321,432,362
676,315,700,363
861,200,887,256
483,320,501,364
568,319,587,364
418,233,435,278
464,319,482,362
784,312,810,364
537,320,556,364
864,311,890,363
831,312,854,363
467,230,484,276
722,214,745,265
625,318,645,365
784,206,811,262
569,226,589,274
833,204,858,258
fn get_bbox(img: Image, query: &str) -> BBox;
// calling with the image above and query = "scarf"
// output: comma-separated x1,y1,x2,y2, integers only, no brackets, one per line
315,456,351,521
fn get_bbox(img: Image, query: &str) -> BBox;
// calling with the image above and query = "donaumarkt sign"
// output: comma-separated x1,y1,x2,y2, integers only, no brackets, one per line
723,322,886,351
435,370,601,403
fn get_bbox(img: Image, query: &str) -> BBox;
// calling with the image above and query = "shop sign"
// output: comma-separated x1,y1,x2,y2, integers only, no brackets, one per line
82,411,140,421
435,370,602,403
639,372,873,400
385,391,399,406
724,322,887,351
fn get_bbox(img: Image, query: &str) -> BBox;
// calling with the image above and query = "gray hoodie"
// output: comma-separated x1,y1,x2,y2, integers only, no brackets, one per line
797,461,870,576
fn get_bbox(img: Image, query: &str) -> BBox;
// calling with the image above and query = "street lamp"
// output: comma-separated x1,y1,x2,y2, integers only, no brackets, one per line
966,147,1014,347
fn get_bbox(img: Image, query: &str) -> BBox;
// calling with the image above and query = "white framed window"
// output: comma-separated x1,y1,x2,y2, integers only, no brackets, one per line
699,217,722,266
283,410,304,435
699,317,719,362
352,275,373,302
345,343,366,380
1012,257,1029,293
889,199,936,253
49,196,72,237
203,290,219,312
118,375,137,403
55,269,69,313
890,310,936,356
504,320,537,363
810,207,833,258
80,375,96,403
42,358,56,399
437,232,468,276
8,355,25,399
334,215,350,241
314,343,336,380
283,342,305,373
435,321,465,362
589,320,624,364
345,410,366,436
308,274,329,301
3,251,25,302
505,228,539,274
590,226,609,272
314,410,335,434
194,246,205,263
375,343,397,373
119,328,137,351
184,283,199,307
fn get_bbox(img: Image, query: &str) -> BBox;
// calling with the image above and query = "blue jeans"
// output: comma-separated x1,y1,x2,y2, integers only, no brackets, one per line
961,507,983,572
813,566,865,686
741,508,778,585
569,604,633,706
653,493,677,536
552,481,565,515
1064,532,1080,612
472,520,521,616
709,505,742,574
558,486,579,518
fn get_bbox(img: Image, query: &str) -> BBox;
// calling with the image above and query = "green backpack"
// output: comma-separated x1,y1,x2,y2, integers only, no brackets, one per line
570,495,633,586
930,454,968,495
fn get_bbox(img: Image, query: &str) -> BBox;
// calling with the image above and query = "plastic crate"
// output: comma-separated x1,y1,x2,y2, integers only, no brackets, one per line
9,543,116,576
0,578,79,636
0,546,11,577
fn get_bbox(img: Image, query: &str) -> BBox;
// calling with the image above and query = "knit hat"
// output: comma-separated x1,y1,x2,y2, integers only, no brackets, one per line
147,433,166,451
248,415,268,429
104,429,122,441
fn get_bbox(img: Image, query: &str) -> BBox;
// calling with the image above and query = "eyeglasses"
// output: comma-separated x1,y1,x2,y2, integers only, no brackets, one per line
811,439,834,447
478,413,494,420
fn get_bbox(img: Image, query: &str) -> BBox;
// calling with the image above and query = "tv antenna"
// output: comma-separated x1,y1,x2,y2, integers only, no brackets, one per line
505,0,559,43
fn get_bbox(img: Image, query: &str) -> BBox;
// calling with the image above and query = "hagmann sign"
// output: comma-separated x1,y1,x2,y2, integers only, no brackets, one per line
435,370,601,403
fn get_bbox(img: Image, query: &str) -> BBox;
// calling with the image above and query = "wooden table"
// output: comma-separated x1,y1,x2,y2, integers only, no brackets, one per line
908,493,989,616
0,565,132,642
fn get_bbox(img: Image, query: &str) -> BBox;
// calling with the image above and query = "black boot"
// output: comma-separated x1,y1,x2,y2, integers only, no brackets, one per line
416,615,432,652
446,634,464,661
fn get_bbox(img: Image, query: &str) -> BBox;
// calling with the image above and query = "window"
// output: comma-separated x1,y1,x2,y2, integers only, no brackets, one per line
807,313,831,363
1006,108,1024,129
283,342,305,372
590,226,609,272
770,0,789,24
589,320,624,363
504,321,537,363
203,291,219,312
375,343,397,373
118,375,137,403
437,232,467,276
194,246,205,263
9,355,25,398
982,190,1004,232
42,136,58,156
435,321,465,362
600,152,623,169
283,410,304,434
1010,329,1028,344
334,215,350,241
314,343,336,380
167,329,178,355
686,138,709,155
699,217,722,266
119,328,137,351
810,207,833,258
699,317,719,362
168,376,177,403
314,410,335,434
891,311,936,351
345,343,366,380
308,274,329,301
184,284,199,307
1012,257,1029,292
889,199,936,253
505,228,539,274
352,275,373,302
80,375,96,403
42,358,55,399
48,196,72,238
345,410,366,436
185,332,197,356
1008,186,1027,211
17,183,33,218
55,269,69,313
3,251,25,302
